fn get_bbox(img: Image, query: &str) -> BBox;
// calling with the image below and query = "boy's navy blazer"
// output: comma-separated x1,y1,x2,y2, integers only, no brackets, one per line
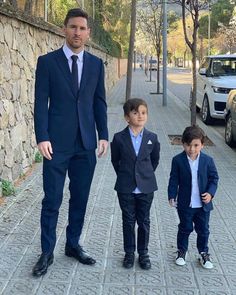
111,126,160,194
34,48,108,152
168,151,219,212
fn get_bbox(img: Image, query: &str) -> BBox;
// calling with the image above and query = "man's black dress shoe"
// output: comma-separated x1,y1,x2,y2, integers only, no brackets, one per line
65,245,96,265
139,254,151,270
123,253,135,269
32,253,54,277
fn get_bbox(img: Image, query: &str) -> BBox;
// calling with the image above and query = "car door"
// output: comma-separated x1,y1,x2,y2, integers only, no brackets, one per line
197,57,211,109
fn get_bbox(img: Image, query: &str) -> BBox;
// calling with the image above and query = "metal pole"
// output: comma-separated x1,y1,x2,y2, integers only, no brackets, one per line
162,0,167,106
44,0,48,22
133,50,136,71
208,0,211,55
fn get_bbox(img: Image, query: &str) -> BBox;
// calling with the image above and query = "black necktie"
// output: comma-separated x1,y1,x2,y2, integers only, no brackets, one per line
71,55,79,95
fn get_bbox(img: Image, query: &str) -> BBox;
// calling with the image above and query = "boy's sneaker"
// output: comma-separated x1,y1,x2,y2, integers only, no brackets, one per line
175,250,186,266
199,252,213,269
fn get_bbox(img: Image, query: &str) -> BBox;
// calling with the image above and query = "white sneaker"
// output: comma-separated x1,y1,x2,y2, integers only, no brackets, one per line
175,250,186,266
199,252,213,269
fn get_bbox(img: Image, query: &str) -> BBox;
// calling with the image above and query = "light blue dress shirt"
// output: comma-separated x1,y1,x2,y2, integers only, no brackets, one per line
129,127,143,194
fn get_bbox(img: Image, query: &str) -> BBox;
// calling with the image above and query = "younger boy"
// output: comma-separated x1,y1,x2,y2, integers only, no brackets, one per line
111,98,160,270
168,126,219,269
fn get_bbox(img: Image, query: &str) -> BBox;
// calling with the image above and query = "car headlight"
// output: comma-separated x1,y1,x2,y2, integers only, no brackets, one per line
212,86,231,94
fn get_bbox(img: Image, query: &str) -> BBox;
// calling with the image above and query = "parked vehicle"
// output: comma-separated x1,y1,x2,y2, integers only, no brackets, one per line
224,89,236,147
194,54,236,125
149,59,157,71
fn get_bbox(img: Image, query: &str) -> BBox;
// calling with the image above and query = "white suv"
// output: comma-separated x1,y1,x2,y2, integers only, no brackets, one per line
196,54,236,124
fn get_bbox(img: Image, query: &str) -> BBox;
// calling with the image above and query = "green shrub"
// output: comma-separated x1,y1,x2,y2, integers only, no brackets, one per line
35,151,43,163
89,18,121,57
1,179,16,196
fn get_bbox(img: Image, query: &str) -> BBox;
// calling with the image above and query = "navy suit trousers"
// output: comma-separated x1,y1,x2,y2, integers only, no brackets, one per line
41,144,96,254
117,192,154,255
177,207,210,253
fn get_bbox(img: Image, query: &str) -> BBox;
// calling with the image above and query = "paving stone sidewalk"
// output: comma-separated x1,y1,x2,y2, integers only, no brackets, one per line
0,69,236,295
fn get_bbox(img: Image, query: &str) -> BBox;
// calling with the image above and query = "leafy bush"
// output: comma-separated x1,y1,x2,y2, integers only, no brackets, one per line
35,151,43,163
1,179,16,196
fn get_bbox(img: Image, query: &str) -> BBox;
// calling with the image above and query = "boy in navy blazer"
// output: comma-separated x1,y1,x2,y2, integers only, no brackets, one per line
111,98,160,270
168,126,219,269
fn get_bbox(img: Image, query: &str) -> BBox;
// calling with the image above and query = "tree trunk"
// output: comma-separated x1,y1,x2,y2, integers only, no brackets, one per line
183,49,186,68
144,55,148,76
126,0,137,101
191,32,197,126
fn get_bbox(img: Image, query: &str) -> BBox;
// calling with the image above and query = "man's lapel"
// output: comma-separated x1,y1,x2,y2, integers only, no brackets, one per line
79,51,89,94
55,48,76,98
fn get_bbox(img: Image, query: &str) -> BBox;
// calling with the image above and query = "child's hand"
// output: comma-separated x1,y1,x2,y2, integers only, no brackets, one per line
201,192,212,204
169,199,177,207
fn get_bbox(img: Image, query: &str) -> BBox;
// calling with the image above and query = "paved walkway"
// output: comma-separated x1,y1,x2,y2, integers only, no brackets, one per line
1,69,236,295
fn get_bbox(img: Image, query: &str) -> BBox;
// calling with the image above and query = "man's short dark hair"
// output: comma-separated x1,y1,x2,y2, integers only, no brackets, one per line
123,98,148,116
64,8,88,26
182,126,205,144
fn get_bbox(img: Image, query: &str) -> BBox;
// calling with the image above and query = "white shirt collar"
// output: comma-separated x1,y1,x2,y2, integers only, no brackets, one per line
63,43,84,62
187,153,200,163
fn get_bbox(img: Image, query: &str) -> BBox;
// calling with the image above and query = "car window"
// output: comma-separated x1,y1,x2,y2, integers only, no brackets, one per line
211,58,236,76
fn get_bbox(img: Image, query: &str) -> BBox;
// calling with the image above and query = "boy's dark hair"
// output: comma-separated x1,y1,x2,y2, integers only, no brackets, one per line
182,126,205,144
123,98,148,116
64,8,88,26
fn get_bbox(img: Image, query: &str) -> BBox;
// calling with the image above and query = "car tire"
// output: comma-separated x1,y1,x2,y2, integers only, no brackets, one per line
201,96,213,125
225,114,236,147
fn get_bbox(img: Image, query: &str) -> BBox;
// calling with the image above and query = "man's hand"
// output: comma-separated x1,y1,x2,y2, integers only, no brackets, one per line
169,198,177,207
97,140,108,158
38,141,53,160
201,192,212,204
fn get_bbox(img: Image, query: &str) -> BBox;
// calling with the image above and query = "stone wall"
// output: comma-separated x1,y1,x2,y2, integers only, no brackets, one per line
0,8,126,186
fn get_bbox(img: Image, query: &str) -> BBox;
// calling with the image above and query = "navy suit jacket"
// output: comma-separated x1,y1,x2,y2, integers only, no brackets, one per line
111,127,160,194
168,151,219,212
34,48,108,152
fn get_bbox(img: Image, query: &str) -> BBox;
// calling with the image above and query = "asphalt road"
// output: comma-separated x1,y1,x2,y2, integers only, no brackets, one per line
166,67,226,139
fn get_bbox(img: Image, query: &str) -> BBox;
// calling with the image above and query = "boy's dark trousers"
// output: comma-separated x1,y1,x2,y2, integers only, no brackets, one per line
117,192,154,255
177,207,210,253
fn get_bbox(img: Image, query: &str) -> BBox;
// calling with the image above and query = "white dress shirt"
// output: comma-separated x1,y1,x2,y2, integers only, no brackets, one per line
63,43,84,86
187,154,202,208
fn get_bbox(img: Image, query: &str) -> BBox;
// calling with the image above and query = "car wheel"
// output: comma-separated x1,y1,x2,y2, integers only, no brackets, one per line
225,114,236,147
201,96,213,125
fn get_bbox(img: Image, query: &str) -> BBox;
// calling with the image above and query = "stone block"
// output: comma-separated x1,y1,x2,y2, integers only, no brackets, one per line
10,123,23,149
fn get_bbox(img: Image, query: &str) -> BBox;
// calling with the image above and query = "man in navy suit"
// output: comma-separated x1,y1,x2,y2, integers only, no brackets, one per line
168,126,218,269
111,98,160,270
32,8,108,277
